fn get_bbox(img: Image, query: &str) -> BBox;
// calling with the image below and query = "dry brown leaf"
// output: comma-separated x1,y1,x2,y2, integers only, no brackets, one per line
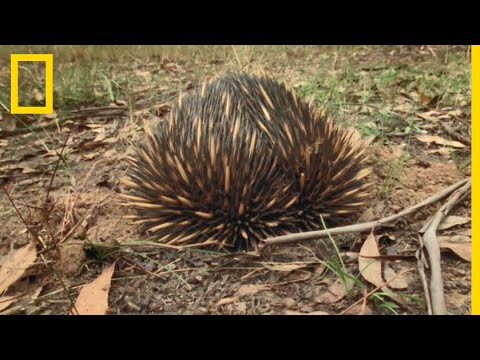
358,207,376,223
93,132,108,142
439,242,471,262
235,284,270,298
419,93,439,107
392,103,414,114
0,241,37,295
408,91,420,102
343,304,374,315
359,231,383,288
44,112,57,119
438,235,471,243
314,278,352,304
83,153,100,160
426,148,451,158
216,297,237,306
102,137,118,144
415,135,465,148
416,110,443,121
383,264,409,290
284,310,330,315
85,124,105,129
315,263,327,275
102,148,118,159
438,216,471,231
438,237,471,262
448,109,464,118
22,167,38,174
395,94,411,105
0,295,16,312
262,262,308,272
359,105,375,114
72,262,115,315
457,229,472,237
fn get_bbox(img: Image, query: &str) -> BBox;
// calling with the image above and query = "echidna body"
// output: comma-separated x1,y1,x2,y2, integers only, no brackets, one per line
122,73,371,249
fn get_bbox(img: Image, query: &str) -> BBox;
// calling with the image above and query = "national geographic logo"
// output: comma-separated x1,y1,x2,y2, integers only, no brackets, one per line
10,54,53,114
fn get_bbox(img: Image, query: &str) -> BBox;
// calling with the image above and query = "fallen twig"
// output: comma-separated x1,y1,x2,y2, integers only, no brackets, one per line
261,178,469,247
418,178,471,315
416,236,433,314
0,107,128,137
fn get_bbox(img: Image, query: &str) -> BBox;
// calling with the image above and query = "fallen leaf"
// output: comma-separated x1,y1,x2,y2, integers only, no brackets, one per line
314,278,352,304
0,241,37,295
415,135,465,148
438,216,471,230
83,153,100,160
345,252,359,260
448,109,464,118
72,262,115,315
284,310,330,315
216,297,237,306
426,148,451,158
359,105,375,114
457,229,472,237
438,235,471,243
395,94,411,105
358,207,376,223
93,132,108,142
262,262,308,272
315,263,326,275
282,298,296,308
0,295,16,311
439,242,471,262
235,284,270,298
408,91,420,102
102,148,118,159
44,112,57,120
343,304,374,315
438,236,471,262
359,231,383,288
383,264,408,290
22,167,38,174
419,93,439,107
416,110,443,121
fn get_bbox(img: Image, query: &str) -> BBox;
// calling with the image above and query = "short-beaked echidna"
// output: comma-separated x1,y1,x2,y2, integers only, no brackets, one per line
122,73,371,249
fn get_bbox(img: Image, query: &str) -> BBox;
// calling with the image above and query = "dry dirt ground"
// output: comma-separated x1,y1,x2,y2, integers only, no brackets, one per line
0,45,471,315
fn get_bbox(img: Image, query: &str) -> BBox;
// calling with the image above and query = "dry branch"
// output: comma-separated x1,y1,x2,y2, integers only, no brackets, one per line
261,178,470,247
419,178,471,315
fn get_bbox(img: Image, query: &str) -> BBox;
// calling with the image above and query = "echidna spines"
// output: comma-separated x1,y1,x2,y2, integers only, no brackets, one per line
122,73,371,249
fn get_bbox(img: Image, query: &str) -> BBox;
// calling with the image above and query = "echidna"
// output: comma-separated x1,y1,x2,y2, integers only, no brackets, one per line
122,73,371,250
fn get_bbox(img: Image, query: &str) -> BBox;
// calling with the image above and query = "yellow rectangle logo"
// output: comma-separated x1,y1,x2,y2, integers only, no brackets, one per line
473,45,478,315
10,54,53,114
